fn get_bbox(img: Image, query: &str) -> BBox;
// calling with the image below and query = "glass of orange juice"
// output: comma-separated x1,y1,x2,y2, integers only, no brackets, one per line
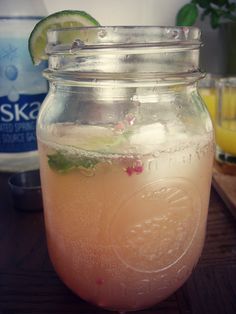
36,26,214,312
215,77,236,174
199,73,218,122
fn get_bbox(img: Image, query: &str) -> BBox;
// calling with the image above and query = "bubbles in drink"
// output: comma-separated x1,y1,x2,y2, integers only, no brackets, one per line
98,29,107,38
38,122,213,311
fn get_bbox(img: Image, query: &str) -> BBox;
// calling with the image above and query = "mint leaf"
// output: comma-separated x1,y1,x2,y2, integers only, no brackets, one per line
48,151,99,173
48,152,75,172
210,11,220,28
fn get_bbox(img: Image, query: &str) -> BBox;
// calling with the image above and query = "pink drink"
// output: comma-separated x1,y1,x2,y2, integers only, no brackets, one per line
38,124,213,311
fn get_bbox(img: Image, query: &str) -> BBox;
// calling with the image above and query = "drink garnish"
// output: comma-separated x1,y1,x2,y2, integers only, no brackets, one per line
125,160,144,176
47,127,140,174
28,10,100,65
48,151,99,173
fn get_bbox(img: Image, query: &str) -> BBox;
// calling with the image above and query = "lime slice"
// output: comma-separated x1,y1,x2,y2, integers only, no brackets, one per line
28,10,100,65
56,125,129,152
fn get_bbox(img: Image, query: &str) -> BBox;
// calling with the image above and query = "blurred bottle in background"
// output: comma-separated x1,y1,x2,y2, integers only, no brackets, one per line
0,0,48,172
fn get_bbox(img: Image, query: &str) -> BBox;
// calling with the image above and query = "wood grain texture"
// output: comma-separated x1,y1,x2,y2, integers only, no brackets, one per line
0,173,236,314
212,171,236,219
177,265,236,314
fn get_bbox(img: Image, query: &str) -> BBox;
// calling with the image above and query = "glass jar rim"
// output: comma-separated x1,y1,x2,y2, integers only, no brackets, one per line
45,26,203,86
217,76,236,86
46,26,201,55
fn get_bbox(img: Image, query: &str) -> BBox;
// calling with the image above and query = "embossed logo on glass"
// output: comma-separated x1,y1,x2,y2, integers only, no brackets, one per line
110,178,201,272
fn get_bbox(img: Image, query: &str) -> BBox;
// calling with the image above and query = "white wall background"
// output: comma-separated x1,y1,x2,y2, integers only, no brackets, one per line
43,0,188,26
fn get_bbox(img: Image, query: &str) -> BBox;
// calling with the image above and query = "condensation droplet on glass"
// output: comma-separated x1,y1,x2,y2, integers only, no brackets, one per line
175,103,182,111
189,154,192,164
131,94,139,102
124,54,131,62
80,168,96,177
152,86,160,93
138,291,145,295
153,151,160,158
125,113,136,125
142,278,150,284
107,113,115,122
196,150,201,160
143,229,151,234
172,29,180,39
98,29,107,39
177,265,188,280
165,28,172,35
183,27,190,40
70,39,85,52
152,190,157,198
160,273,166,279
152,114,158,121
160,187,167,193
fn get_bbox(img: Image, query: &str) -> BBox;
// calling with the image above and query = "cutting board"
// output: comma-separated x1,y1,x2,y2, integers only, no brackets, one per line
212,163,236,219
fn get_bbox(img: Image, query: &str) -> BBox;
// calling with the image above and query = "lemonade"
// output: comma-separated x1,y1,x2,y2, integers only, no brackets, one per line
31,23,213,311
38,123,213,311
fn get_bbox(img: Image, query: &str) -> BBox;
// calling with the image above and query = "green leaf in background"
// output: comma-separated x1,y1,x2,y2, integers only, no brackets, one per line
229,3,236,12
212,0,228,7
222,10,236,21
201,8,211,20
176,0,236,28
176,3,198,26
196,0,210,9
210,11,220,28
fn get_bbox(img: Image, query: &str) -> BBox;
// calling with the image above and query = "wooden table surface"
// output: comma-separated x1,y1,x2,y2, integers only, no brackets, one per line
0,172,236,314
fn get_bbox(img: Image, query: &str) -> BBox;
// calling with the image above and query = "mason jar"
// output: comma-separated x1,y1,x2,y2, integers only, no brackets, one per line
37,26,214,312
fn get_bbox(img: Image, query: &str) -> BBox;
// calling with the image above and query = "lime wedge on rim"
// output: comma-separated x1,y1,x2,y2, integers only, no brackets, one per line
28,10,100,65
